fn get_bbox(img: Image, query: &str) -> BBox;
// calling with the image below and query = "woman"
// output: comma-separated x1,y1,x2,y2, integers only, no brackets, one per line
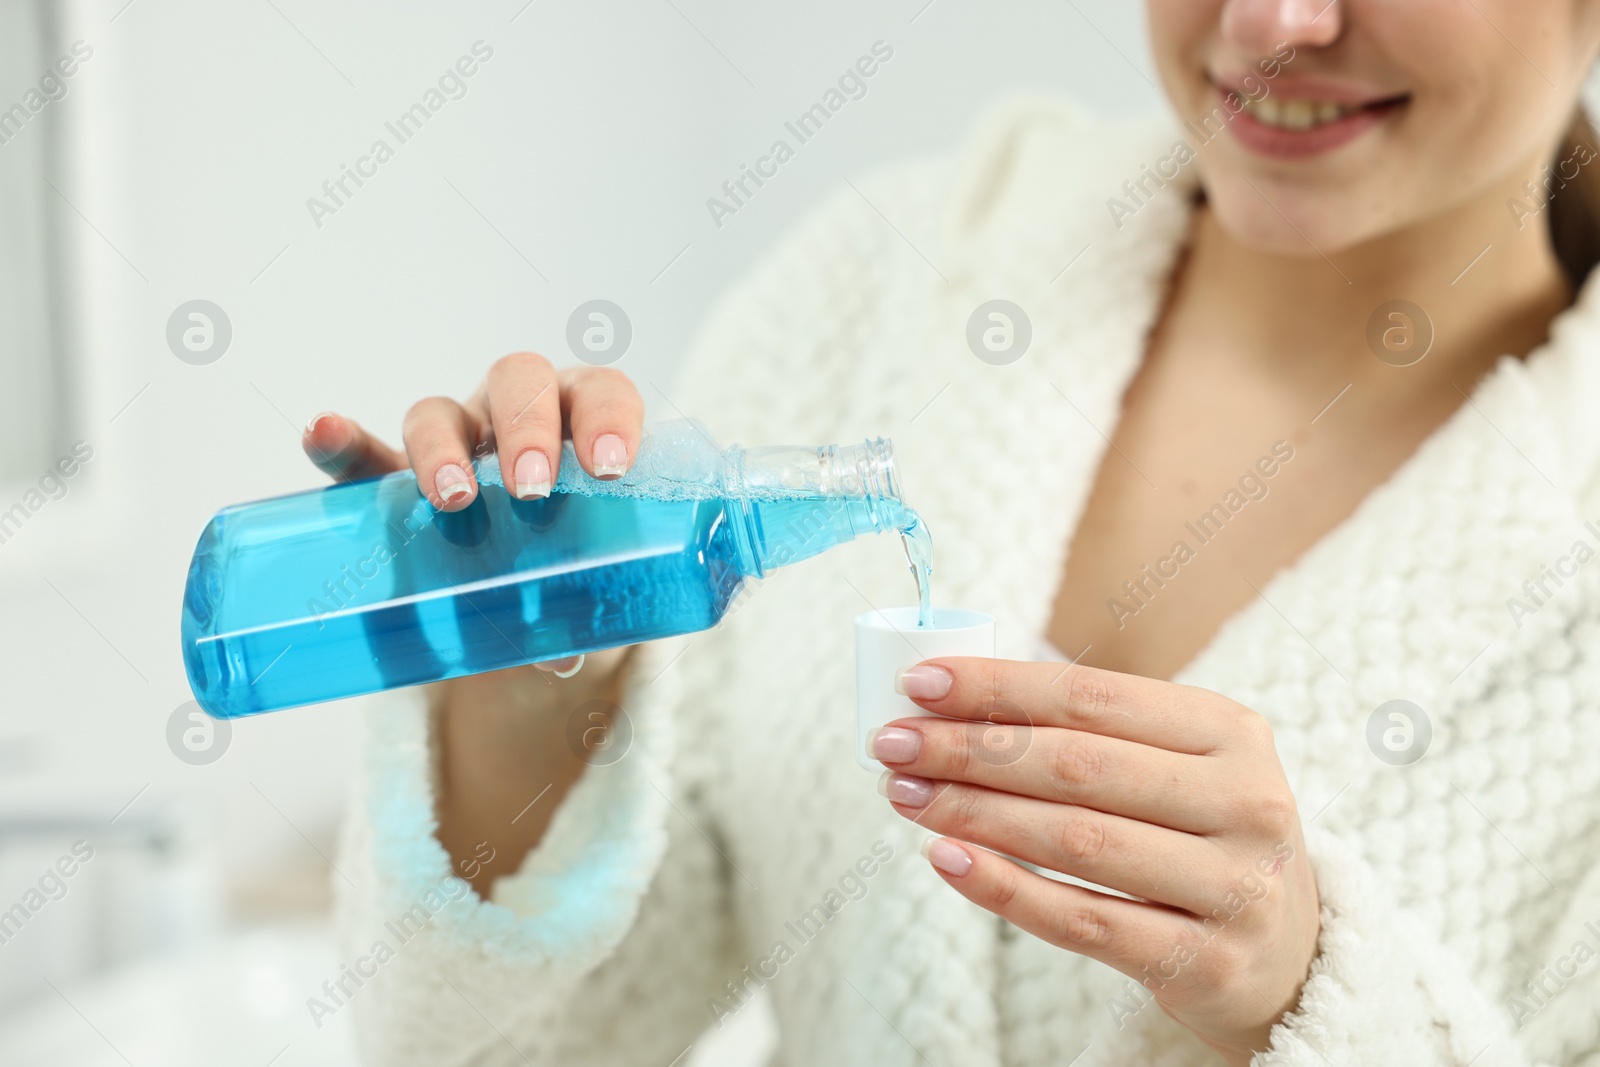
306,2,1600,1063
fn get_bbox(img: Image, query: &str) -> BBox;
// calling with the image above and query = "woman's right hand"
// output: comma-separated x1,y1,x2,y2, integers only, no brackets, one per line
299,353,647,893
298,352,647,676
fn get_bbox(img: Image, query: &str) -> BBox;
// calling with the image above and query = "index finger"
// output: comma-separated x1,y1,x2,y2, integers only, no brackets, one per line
900,657,1229,754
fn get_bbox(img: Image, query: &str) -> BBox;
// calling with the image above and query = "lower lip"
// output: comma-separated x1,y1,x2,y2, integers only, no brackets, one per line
1219,89,1403,160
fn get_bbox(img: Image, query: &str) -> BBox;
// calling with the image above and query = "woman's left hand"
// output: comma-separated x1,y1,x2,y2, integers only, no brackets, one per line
869,657,1322,1064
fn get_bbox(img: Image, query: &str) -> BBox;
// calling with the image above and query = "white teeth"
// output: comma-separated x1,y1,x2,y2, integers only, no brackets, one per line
1282,100,1315,130
1240,95,1356,130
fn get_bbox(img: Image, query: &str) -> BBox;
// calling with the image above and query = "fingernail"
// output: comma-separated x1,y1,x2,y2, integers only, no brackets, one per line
305,411,335,435
877,770,934,808
435,463,473,503
868,726,921,763
895,665,953,700
921,837,973,877
513,450,552,499
593,433,629,477
552,654,584,679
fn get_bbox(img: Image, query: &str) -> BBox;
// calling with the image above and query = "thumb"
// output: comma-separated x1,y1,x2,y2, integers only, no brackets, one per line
303,412,408,482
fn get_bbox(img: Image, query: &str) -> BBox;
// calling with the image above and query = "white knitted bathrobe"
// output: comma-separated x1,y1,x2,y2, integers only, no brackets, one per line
336,98,1600,1066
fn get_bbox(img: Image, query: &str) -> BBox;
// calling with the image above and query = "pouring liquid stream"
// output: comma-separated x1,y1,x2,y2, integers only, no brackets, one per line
899,513,934,629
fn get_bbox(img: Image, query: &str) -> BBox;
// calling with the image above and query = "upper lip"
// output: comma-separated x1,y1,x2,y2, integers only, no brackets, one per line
1209,72,1409,108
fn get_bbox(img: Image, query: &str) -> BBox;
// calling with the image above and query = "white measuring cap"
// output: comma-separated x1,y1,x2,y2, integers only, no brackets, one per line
854,606,995,770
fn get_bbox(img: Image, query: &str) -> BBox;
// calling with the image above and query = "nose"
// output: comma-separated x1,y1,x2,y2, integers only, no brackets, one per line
1220,0,1342,53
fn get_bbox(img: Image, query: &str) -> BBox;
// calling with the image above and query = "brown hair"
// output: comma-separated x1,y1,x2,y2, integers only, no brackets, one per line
1548,108,1600,286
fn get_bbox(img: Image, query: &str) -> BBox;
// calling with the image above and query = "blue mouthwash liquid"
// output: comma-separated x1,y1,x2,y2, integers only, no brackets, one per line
900,515,934,629
181,422,930,718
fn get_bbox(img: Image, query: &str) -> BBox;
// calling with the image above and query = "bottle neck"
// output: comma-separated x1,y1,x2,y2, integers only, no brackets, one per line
727,438,908,577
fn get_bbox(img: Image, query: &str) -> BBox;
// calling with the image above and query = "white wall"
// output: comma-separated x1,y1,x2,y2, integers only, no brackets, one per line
0,0,1162,1040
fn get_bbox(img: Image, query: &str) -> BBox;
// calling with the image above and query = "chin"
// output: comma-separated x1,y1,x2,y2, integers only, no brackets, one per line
1197,175,1355,257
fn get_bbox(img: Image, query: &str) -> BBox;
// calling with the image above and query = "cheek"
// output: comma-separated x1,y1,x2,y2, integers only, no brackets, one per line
1145,0,1226,107
1389,14,1575,196
1370,0,1582,166
1411,86,1546,193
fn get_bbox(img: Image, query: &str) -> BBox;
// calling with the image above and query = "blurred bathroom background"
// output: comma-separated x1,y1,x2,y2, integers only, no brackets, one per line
0,1,1157,1062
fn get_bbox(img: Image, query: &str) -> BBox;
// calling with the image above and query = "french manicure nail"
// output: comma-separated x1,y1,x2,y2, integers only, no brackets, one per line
895,664,953,700
868,726,921,763
305,411,335,434
921,837,973,877
513,450,552,499
593,433,629,477
435,463,473,503
877,771,934,808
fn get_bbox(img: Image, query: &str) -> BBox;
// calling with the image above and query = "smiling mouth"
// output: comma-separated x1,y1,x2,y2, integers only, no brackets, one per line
1205,76,1413,160
1234,93,1408,131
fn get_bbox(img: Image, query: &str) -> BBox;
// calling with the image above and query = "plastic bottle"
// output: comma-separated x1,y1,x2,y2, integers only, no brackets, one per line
181,420,929,719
